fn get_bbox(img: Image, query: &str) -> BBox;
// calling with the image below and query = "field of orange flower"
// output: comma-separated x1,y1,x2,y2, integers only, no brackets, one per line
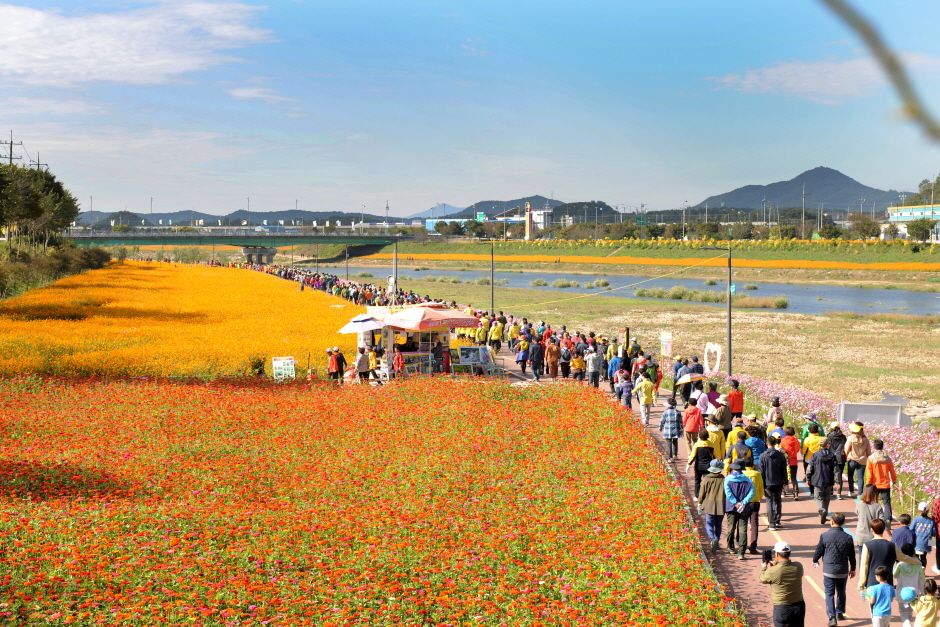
363,252,940,272
0,261,361,377
0,376,742,626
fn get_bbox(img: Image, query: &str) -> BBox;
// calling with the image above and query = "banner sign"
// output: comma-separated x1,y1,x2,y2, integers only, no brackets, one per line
272,356,297,380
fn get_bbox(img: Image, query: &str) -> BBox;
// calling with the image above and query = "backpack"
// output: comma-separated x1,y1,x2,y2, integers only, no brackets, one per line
646,363,658,381
730,442,753,464
629,342,641,356
560,347,571,361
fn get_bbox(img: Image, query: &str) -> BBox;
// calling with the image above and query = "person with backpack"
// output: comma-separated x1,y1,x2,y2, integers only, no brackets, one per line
759,437,789,530
724,462,755,560
558,343,572,379
865,439,898,528
687,428,716,498
827,422,848,500
742,457,765,554
725,430,754,471
846,422,872,499
801,423,825,497
808,437,838,525
912,501,938,569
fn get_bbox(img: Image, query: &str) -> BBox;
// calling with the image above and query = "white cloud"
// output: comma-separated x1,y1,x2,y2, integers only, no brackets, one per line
0,96,99,115
226,86,295,104
461,37,488,57
0,2,273,87
707,52,940,105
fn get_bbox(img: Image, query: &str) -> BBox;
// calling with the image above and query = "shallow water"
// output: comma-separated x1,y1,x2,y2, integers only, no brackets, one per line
327,265,939,317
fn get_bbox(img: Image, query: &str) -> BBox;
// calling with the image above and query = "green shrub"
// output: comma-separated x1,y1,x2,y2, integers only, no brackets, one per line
704,279,717,286
355,271,373,278
773,296,789,309
530,278,548,287
476,277,491,286
553,279,573,288
744,283,758,290
594,278,610,287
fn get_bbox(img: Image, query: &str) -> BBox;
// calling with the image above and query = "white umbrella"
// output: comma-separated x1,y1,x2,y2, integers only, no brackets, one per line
338,314,386,334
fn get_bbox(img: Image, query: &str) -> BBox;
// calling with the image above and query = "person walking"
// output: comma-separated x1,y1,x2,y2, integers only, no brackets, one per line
698,459,727,552
544,339,560,379
800,422,823,496
828,422,848,500
727,379,744,420
529,339,545,382
607,350,622,393
355,347,371,382
683,399,705,455
742,457,764,554
912,501,938,569
759,437,789,530
687,428,716,499
570,349,586,382
392,345,405,379
635,371,656,426
724,461,754,559
515,336,530,374
894,543,926,627
670,355,683,400
865,565,896,627
714,395,733,438
911,579,940,627
846,422,872,499
808,436,837,525
813,512,857,627
859,518,923,589
857,484,887,563
865,439,897,527
659,398,683,460
585,347,602,389
558,342,572,379
779,426,800,499
760,541,805,627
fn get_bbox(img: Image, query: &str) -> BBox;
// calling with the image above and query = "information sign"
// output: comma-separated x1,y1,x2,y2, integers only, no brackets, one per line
272,356,297,380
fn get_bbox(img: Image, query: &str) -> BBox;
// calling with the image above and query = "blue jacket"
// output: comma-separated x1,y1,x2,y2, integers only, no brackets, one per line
892,525,916,551
912,516,938,553
659,407,683,439
607,356,622,379
746,436,767,460
724,472,754,514
672,360,683,378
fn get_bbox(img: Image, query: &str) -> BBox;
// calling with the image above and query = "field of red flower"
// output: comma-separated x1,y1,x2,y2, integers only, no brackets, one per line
0,376,741,626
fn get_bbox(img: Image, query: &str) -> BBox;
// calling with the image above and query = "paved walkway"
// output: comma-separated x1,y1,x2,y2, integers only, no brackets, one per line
492,347,881,627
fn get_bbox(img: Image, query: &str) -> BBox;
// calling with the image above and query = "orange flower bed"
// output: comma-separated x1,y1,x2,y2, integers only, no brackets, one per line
364,253,940,272
0,376,743,626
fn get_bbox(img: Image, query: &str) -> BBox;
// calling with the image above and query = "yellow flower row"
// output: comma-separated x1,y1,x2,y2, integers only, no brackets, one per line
0,261,362,377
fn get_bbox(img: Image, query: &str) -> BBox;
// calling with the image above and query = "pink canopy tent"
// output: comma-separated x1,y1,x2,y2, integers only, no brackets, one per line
382,306,480,330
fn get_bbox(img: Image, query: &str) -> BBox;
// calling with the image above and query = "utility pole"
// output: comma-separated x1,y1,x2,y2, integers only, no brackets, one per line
705,203,708,223
30,152,48,171
150,197,154,230
385,200,389,234
858,197,866,214
361,203,365,234
801,185,806,238
4,131,23,165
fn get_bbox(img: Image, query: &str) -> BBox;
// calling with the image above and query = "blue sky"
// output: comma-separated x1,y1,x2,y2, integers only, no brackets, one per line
1,0,939,216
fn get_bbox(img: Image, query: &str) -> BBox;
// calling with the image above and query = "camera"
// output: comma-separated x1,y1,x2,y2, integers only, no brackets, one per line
762,549,774,563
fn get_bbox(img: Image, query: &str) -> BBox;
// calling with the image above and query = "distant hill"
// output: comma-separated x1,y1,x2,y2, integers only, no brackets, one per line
406,204,465,220
76,209,411,227
695,167,913,210
444,196,564,220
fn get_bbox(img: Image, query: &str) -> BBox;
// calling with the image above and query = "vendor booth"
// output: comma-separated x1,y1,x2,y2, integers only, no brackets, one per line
340,304,505,379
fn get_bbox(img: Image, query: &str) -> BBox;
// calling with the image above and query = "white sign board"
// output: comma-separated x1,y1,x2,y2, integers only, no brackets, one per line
272,356,297,380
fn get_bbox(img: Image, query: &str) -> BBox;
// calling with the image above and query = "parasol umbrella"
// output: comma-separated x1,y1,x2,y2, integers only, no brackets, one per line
383,306,480,330
338,314,386,334
675,372,707,385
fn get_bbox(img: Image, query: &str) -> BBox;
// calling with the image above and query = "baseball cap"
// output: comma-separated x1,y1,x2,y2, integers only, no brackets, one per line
829,421,840,430
773,541,791,553
919,501,930,511
333,346,339,351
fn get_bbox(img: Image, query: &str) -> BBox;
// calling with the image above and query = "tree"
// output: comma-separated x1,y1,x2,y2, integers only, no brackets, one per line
433,220,448,235
462,219,485,238
884,223,900,240
817,224,844,239
907,217,937,242
112,224,132,233
731,222,754,240
647,223,665,238
848,212,881,239
771,225,797,239
697,221,720,238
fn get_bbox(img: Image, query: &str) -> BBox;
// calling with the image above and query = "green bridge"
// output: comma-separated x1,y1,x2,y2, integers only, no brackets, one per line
68,232,408,248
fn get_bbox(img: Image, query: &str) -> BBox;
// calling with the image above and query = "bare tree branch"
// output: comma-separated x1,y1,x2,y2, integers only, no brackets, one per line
818,0,940,142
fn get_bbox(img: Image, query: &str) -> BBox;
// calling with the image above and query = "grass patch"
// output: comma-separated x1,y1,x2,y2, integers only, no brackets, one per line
553,279,574,288
476,277,491,286
744,283,758,290
355,271,373,278
530,278,548,287
732,295,786,309
824,311,937,326
704,279,717,286
594,278,610,287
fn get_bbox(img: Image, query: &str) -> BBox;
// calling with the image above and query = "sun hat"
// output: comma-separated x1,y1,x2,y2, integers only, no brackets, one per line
729,462,743,471
744,414,757,421
829,421,840,430
849,423,863,433
773,541,791,553
900,587,918,603
707,459,724,474
770,396,780,406
717,395,729,406
805,412,818,422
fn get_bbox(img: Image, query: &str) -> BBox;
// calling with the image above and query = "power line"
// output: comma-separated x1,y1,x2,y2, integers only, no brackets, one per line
3,130,23,165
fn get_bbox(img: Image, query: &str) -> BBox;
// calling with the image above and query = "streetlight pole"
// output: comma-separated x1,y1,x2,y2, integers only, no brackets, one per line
385,200,389,235
490,242,495,313
702,245,732,375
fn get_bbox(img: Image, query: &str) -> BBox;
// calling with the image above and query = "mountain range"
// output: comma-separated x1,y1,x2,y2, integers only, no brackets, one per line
695,167,913,210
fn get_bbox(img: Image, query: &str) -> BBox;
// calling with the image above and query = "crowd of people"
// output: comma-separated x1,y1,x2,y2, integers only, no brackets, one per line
243,260,940,627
